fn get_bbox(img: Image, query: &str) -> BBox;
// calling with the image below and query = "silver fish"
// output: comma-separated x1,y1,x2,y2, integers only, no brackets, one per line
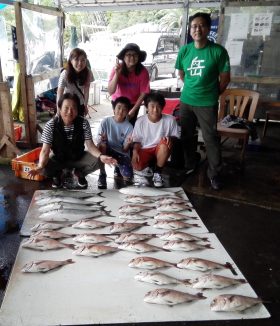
154,198,192,206
21,259,74,273
118,213,150,220
73,244,118,257
163,240,212,252
118,204,153,214
190,274,246,289
210,294,263,312
118,242,167,253
39,209,110,222
124,195,154,204
38,202,104,213
31,230,73,239
35,190,102,200
158,231,208,242
135,271,190,286
21,237,74,251
72,219,112,229
73,233,113,244
177,257,235,273
114,233,155,244
154,212,197,221
156,203,192,212
119,186,179,197
109,222,148,234
36,195,102,206
128,256,175,269
153,220,199,230
30,222,70,232
144,288,206,305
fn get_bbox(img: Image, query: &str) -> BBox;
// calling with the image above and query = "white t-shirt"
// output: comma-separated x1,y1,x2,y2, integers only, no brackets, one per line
132,114,179,149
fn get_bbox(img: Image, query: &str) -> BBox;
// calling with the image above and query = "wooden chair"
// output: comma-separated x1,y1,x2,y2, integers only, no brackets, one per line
262,101,280,138
217,88,260,163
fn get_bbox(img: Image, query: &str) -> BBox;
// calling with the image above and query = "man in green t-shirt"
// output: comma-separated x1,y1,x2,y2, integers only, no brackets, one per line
175,12,230,190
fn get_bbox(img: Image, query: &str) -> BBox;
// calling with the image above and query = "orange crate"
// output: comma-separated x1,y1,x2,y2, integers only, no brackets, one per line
14,125,22,141
11,147,45,181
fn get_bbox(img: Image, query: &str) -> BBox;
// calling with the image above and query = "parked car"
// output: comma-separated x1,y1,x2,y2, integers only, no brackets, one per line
132,32,180,81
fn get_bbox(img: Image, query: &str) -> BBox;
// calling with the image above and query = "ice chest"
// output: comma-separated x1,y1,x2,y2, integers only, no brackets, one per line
11,147,45,181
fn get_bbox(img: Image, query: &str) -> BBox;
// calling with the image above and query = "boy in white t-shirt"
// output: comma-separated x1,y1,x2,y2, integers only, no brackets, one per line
97,97,133,189
132,92,179,187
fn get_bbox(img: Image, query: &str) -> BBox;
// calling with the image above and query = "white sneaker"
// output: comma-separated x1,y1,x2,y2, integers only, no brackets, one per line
153,173,163,188
134,167,153,177
133,175,149,186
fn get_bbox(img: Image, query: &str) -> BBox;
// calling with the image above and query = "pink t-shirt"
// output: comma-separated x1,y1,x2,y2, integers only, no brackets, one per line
109,67,150,104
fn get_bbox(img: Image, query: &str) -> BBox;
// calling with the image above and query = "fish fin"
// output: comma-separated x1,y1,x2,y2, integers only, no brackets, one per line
225,262,238,276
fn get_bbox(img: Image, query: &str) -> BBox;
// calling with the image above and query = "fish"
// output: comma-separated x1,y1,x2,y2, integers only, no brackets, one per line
35,195,103,206
118,213,150,220
135,271,190,286
163,240,213,252
124,195,154,204
157,231,208,242
109,222,148,234
128,256,175,269
73,244,118,257
72,219,112,229
39,210,111,222
38,202,104,213
177,257,236,274
118,242,168,253
144,288,206,305
153,220,199,230
118,204,153,214
210,294,263,312
114,233,155,244
73,233,113,244
154,212,197,221
156,203,192,212
35,190,103,200
21,259,74,273
119,186,180,197
21,237,74,251
31,230,74,239
154,197,192,206
30,222,71,232
190,274,246,289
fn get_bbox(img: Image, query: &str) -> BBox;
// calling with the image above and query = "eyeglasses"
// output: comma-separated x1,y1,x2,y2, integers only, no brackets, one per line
125,52,138,58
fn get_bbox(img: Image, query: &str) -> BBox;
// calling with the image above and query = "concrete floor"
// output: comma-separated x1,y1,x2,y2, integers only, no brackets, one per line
0,95,279,325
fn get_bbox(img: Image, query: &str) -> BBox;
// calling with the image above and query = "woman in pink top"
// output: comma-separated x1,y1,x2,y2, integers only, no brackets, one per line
108,43,150,126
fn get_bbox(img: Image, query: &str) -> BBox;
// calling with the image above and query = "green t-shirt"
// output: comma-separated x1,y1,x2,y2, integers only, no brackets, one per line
175,41,230,106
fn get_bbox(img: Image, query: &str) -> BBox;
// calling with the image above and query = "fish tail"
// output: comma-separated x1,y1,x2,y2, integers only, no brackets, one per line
205,244,214,249
66,244,76,250
193,224,200,227
202,237,209,242
182,279,191,286
97,192,105,197
66,259,75,264
238,279,247,284
225,262,238,275
196,292,207,299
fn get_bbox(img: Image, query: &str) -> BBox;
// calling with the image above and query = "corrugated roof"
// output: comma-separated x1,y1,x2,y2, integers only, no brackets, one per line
59,0,221,12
